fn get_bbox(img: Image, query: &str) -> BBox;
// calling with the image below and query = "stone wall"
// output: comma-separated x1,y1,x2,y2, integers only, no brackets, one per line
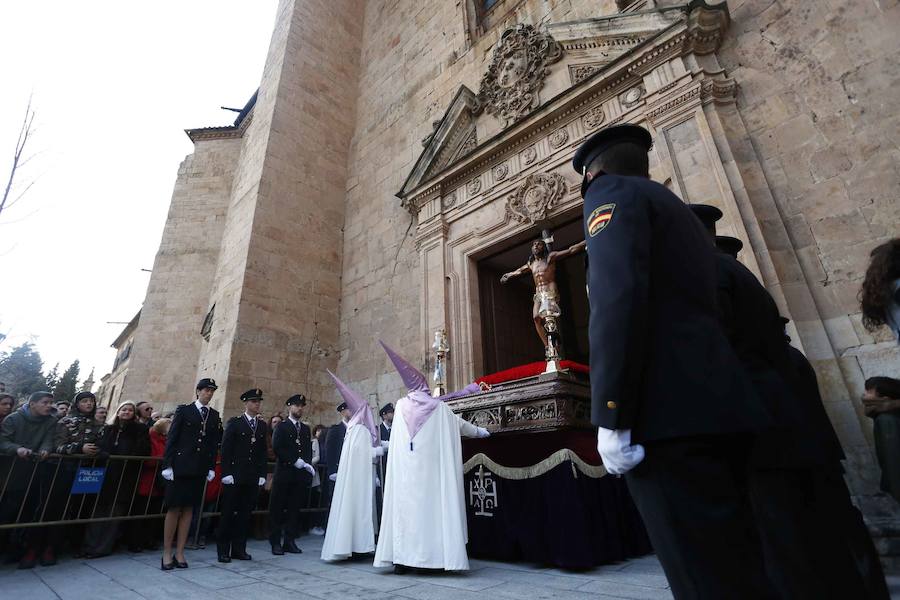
122,137,242,414
196,0,365,424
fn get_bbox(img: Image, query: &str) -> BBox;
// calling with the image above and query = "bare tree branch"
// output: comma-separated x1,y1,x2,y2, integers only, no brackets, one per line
1,95,36,218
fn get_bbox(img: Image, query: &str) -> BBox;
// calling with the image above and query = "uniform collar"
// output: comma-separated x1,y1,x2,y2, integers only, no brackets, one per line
244,412,256,422
382,422,391,431
288,415,301,427
194,400,206,412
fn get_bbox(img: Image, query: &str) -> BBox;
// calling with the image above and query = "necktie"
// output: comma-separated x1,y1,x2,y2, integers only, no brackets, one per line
200,406,208,419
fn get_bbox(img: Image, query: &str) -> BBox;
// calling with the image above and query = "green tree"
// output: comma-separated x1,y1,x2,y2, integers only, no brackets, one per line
53,360,80,404
44,362,60,393
0,342,46,399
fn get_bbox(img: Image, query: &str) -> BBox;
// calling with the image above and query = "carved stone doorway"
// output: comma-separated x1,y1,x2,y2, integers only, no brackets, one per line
477,216,588,374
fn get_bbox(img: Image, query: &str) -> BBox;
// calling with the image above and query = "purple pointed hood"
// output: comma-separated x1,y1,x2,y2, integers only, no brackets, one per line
327,370,378,446
379,341,479,441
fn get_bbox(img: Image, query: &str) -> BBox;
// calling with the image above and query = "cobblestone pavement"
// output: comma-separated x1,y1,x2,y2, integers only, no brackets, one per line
2,534,898,599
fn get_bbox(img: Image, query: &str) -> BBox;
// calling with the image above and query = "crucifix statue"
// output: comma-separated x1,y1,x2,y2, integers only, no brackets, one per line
499,229,586,354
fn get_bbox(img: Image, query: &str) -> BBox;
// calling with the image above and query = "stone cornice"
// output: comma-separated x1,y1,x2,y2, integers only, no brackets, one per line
185,106,255,143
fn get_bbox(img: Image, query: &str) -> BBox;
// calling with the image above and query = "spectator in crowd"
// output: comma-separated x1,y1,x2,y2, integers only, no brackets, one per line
150,410,161,422
136,401,155,426
54,400,69,419
137,417,172,550
308,424,326,536
0,391,57,568
49,391,105,558
95,405,108,424
860,238,900,342
0,392,14,426
266,413,283,464
864,377,900,504
82,401,151,557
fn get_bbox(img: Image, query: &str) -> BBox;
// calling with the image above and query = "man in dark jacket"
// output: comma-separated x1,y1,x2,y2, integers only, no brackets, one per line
325,401,351,486
575,125,773,599
691,204,880,598
269,394,315,555
217,388,268,562
0,391,57,568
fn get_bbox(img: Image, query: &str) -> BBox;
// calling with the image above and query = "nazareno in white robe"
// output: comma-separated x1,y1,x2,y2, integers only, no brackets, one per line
374,397,479,571
321,423,376,561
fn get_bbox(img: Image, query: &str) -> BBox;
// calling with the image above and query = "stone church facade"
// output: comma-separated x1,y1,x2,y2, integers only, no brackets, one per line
123,0,900,526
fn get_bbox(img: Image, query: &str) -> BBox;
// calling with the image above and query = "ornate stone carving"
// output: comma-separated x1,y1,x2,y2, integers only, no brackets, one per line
569,63,603,85
458,129,477,157
548,128,569,148
582,106,606,130
522,145,537,165
441,192,457,210
506,172,567,224
493,162,509,181
621,84,645,108
477,24,563,127
467,178,482,196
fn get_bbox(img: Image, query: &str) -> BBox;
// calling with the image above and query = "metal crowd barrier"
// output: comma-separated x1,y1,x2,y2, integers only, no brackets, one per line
0,454,330,533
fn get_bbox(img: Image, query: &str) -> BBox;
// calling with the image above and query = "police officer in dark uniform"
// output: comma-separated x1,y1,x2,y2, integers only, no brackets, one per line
324,401,350,489
216,388,268,563
691,204,887,599
269,394,315,555
160,378,222,570
575,125,774,599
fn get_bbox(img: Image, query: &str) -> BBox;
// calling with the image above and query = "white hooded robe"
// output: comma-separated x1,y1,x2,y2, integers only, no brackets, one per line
321,423,376,561
373,398,478,570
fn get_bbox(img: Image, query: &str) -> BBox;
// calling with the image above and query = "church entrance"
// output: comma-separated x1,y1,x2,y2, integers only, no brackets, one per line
477,217,588,375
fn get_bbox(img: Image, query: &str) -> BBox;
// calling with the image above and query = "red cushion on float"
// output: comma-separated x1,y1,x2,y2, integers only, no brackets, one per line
475,360,589,385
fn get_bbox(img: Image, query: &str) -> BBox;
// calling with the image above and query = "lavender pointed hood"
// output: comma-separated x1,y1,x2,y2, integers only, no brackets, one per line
379,341,479,441
327,370,378,446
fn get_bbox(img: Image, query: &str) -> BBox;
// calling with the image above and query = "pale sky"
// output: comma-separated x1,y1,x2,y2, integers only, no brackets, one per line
0,2,278,385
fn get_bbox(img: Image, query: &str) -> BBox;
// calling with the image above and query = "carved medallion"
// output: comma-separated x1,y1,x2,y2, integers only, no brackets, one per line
548,128,569,149
522,145,537,165
621,85,645,108
477,24,563,127
493,162,509,181
506,172,567,224
582,106,606,130
569,63,603,85
467,178,482,196
441,192,457,210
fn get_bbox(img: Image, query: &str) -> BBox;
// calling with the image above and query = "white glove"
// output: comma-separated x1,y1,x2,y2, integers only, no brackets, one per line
304,463,315,476
380,440,389,449
475,426,490,438
596,427,645,475
375,476,381,487
294,458,307,469
258,477,266,486
222,475,234,485
372,446,385,458
207,470,216,482
329,473,337,482
161,468,174,481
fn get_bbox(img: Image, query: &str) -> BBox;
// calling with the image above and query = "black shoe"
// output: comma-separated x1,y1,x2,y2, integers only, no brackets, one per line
393,564,410,574
175,559,189,569
231,552,252,560
217,554,231,563
161,558,175,571
271,544,284,556
282,541,302,554
39,547,57,567
18,549,37,570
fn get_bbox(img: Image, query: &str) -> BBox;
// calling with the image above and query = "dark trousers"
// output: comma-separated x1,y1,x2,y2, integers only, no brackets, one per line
625,435,776,600
268,476,307,546
217,484,258,556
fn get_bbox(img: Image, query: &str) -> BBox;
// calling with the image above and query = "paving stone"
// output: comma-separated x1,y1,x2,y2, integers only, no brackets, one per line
169,564,258,590
576,579,674,600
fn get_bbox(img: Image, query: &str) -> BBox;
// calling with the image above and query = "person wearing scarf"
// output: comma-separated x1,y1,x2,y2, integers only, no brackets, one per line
373,342,488,573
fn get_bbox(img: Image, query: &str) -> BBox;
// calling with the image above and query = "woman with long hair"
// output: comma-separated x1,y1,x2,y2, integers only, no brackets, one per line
860,238,900,341
82,401,150,557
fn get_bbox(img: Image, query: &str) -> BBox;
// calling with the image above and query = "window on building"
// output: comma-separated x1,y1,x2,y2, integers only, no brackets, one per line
466,0,525,41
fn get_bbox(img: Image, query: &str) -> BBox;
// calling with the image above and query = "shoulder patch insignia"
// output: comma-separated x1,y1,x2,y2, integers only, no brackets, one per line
587,203,616,237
